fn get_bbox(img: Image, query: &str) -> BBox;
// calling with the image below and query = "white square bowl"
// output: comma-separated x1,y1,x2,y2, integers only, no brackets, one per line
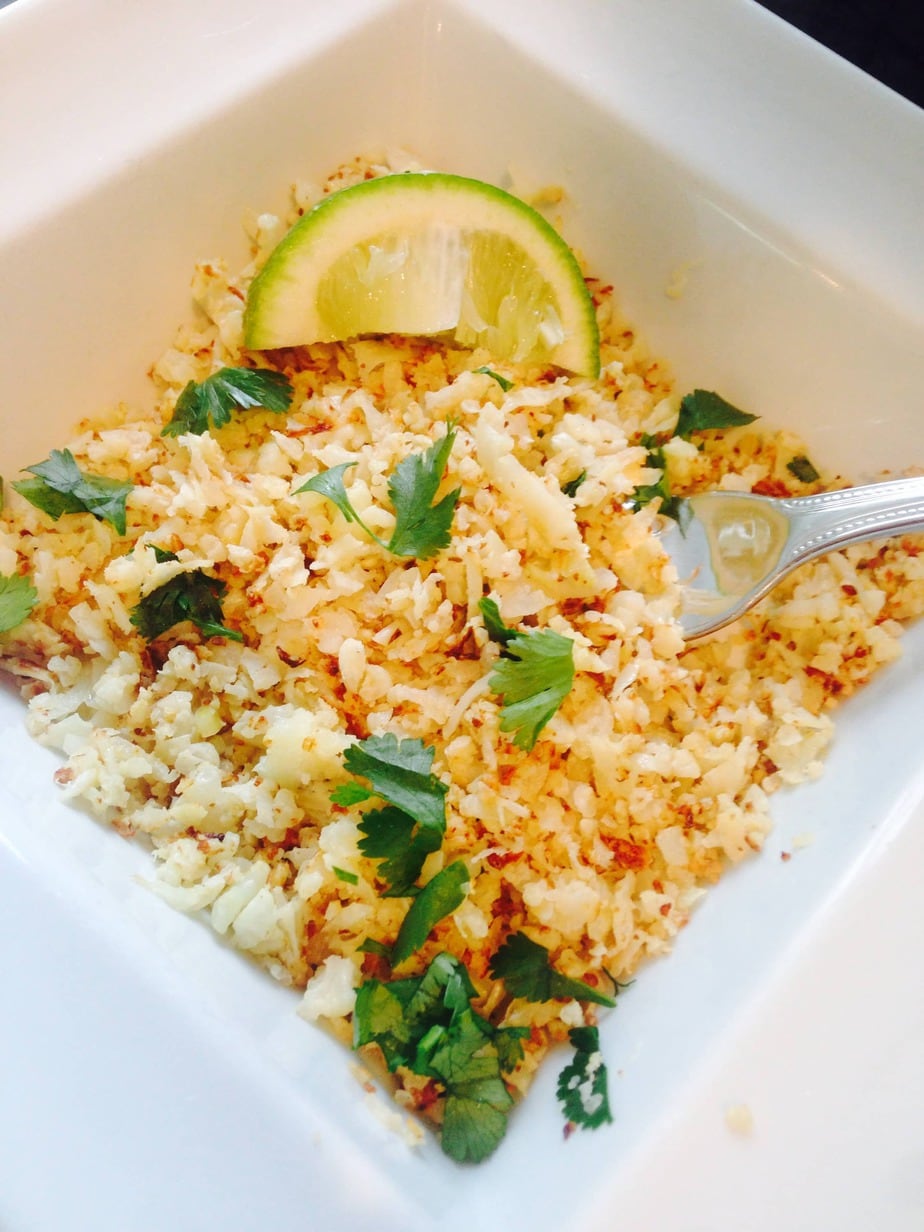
1,2,923,1229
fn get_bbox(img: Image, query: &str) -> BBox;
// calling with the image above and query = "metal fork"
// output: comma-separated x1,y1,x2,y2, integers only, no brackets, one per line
656,475,924,639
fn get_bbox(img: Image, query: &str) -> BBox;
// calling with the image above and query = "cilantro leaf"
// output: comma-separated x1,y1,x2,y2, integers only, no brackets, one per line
478,596,517,647
0,573,38,634
391,860,470,967
385,427,460,558
13,449,133,535
422,1009,514,1164
129,566,242,643
561,469,587,497
329,779,372,807
556,1025,613,1130
357,804,435,897
492,1024,530,1073
487,627,575,751
787,454,820,484
674,389,757,440
295,428,458,561
474,366,513,392
162,366,293,437
340,734,448,834
489,932,615,1007
332,866,359,885
294,462,380,542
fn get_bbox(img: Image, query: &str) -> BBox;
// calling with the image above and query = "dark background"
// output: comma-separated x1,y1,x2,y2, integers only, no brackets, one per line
758,0,923,108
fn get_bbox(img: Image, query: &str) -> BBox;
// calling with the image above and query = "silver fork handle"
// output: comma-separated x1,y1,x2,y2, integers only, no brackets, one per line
780,474,924,571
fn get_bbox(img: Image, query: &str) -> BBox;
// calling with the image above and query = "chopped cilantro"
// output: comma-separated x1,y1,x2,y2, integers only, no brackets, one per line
787,454,820,484
295,462,378,539
129,565,242,643
628,434,679,519
295,426,459,560
161,366,293,437
489,931,615,1007
561,469,587,497
358,937,391,959
391,860,470,967
357,805,431,897
404,951,477,1020
353,979,413,1069
630,391,757,516
474,366,514,392
0,572,38,634
332,866,359,885
674,389,757,440
333,735,449,896
385,426,460,557
485,620,575,751
422,1008,514,1164
352,952,527,1163
13,449,133,535
336,734,448,833
556,1025,613,1130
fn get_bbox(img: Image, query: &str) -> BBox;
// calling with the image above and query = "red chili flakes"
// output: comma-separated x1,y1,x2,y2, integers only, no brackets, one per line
750,477,791,498
277,647,303,668
142,643,169,672
586,277,614,308
604,836,649,869
288,420,333,437
447,628,479,660
486,850,522,870
414,1080,442,1113
361,949,392,980
841,584,858,597
659,903,672,917
493,884,521,920
804,664,845,696
780,850,792,862
560,596,589,619
643,361,667,392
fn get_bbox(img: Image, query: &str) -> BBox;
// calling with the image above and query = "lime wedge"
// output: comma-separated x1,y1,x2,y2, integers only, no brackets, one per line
243,172,599,377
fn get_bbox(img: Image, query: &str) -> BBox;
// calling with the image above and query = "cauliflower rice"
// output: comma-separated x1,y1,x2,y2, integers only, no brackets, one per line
2,153,923,1150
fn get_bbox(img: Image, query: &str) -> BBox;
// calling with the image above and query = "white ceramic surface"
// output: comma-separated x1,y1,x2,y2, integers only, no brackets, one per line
1,2,922,1229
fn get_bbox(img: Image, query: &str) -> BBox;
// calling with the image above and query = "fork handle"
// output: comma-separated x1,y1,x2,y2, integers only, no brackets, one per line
781,475,924,569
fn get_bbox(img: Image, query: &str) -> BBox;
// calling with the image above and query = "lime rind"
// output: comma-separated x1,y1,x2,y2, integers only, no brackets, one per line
243,172,600,378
